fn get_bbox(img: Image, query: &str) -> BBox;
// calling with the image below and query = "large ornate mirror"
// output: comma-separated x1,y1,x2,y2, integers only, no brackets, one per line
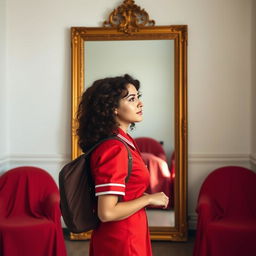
71,0,187,241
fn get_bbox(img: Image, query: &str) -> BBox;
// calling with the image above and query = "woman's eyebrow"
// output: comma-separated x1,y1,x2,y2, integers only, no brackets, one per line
125,93,136,98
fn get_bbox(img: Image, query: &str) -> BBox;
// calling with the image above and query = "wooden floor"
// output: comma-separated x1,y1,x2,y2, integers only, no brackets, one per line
65,233,195,256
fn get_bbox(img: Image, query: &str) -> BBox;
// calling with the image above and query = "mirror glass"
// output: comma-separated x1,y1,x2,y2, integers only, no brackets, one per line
84,40,175,227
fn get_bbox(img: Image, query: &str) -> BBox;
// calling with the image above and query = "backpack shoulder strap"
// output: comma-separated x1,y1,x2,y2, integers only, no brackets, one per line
111,136,132,183
84,136,133,183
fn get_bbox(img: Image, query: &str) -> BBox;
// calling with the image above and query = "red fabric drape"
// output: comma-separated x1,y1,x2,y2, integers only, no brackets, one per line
0,166,67,256
134,137,175,208
134,137,167,162
193,166,256,256
142,153,171,195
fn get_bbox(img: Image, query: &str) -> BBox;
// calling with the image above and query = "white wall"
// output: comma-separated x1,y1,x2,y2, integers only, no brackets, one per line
3,0,253,228
252,0,256,171
0,0,8,173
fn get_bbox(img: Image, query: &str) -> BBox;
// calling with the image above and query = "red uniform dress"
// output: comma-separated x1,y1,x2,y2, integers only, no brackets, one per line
89,128,152,256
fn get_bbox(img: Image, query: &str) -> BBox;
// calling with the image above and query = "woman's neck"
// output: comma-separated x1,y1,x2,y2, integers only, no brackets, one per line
118,124,129,134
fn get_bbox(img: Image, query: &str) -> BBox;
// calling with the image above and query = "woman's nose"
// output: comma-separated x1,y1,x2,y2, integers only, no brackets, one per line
138,100,143,107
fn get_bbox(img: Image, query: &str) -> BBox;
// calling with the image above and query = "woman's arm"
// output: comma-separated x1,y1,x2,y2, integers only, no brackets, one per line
98,192,169,222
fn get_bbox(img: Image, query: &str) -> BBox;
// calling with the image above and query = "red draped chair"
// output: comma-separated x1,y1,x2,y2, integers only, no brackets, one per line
0,166,67,256
193,166,256,256
134,137,167,162
135,137,174,208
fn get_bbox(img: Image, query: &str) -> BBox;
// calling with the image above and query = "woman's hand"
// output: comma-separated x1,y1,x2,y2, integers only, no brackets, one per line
144,192,169,209
97,192,169,222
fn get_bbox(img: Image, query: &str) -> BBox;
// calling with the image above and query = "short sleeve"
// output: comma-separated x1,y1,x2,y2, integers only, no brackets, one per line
90,140,128,197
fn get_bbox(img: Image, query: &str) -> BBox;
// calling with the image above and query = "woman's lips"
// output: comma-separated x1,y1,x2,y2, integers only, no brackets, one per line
137,110,143,115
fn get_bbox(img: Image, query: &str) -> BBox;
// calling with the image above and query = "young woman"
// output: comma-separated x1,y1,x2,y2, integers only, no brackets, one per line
77,74,169,256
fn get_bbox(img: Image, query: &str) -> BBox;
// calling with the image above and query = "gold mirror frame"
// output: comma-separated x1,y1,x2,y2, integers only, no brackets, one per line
71,0,187,241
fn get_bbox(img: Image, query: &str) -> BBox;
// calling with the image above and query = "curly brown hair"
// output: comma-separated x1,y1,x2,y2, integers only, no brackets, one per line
76,74,140,152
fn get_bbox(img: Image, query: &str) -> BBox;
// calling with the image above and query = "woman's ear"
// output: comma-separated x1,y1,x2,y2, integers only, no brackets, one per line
114,109,118,115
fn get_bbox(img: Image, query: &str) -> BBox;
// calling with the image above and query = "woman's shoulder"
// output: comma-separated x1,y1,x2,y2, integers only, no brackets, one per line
92,138,127,157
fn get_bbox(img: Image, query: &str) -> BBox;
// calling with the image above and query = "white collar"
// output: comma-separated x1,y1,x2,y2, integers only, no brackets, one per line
117,134,136,150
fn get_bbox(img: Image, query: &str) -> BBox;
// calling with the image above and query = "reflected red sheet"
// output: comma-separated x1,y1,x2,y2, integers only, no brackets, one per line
141,152,172,209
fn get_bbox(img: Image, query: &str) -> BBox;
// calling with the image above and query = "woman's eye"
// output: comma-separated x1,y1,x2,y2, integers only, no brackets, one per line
138,94,142,99
129,97,135,102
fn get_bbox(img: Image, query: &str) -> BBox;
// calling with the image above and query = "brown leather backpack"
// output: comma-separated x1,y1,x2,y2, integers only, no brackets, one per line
59,136,132,233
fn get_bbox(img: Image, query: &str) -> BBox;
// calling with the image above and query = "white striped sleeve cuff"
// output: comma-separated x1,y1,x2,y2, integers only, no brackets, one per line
95,183,125,196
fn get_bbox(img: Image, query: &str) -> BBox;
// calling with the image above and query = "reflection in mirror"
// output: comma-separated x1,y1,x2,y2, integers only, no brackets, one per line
85,40,175,227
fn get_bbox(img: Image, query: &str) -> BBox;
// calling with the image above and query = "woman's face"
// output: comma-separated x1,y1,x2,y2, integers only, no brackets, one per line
115,83,143,129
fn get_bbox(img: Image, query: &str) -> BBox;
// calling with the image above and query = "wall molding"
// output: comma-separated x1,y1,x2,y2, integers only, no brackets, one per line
250,153,256,170
250,153,256,164
0,155,9,172
0,155,8,164
188,153,250,164
8,153,70,164
0,154,71,172
2,153,251,162
1,152,251,169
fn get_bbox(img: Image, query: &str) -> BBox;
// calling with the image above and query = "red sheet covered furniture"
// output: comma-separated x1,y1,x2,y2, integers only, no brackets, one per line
141,152,172,209
142,152,171,191
193,166,256,256
135,137,174,208
135,137,167,162
0,166,67,256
